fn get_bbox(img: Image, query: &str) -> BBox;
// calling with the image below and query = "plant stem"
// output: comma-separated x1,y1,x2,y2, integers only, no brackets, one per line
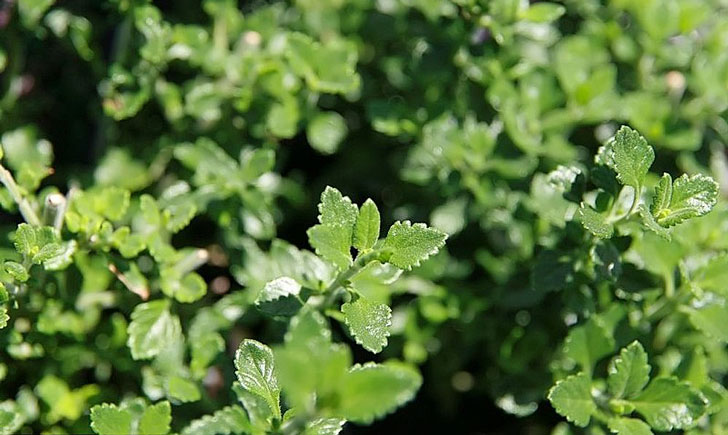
609,185,641,224
174,248,209,275
628,184,641,216
664,271,675,299
42,193,66,232
0,163,41,226
320,250,381,307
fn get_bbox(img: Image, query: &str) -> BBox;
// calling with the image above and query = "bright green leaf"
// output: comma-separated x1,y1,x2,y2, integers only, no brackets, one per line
304,417,346,435
522,3,565,22
180,405,251,435
651,173,718,227
308,112,348,155
337,362,421,424
90,404,133,435
342,297,391,353
638,206,671,240
168,376,201,403
605,126,654,189
127,300,182,360
548,373,596,428
629,377,707,431
4,261,29,282
383,221,447,270
353,199,380,251
608,341,651,399
564,318,615,375
318,186,358,229
139,401,172,435
255,276,303,317
686,301,728,343
160,269,207,303
234,339,281,419
0,306,8,329
307,224,353,269
578,204,614,238
607,417,653,435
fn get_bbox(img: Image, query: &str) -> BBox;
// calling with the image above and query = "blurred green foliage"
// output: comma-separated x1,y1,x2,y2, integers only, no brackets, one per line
2,0,728,433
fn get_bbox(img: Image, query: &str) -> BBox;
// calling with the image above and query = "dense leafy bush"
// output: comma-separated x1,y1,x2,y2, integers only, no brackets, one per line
2,0,728,433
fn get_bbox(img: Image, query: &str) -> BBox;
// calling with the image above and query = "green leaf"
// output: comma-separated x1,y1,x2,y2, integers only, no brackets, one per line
308,187,358,266
164,202,197,233
651,173,718,227
267,100,299,138
43,240,78,270
168,375,201,403
353,199,380,251
234,339,281,419
307,224,353,269
18,0,55,27
90,404,133,435
235,386,276,431
548,373,596,428
693,254,728,295
240,148,275,181
94,148,152,191
564,318,615,375
139,401,172,435
4,261,29,282
13,223,37,254
605,126,654,189
13,224,58,257
578,204,614,238
0,306,8,329
255,276,303,317
383,221,447,270
318,186,358,229
638,206,671,240
650,173,672,215
522,3,566,22
307,112,348,155
160,269,207,303
608,341,651,399
0,409,19,435
342,297,391,353
274,309,351,412
628,377,707,431
99,187,131,221
686,301,728,343
127,299,182,360
31,242,62,264
337,362,422,424
304,418,346,435
607,417,653,435
285,33,360,95
180,405,251,435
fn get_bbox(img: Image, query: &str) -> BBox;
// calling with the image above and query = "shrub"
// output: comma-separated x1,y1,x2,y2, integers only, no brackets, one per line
1,0,728,434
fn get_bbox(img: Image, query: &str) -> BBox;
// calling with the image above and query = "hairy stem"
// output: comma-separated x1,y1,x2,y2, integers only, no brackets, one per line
174,248,209,275
320,249,381,307
0,163,41,226
42,193,66,232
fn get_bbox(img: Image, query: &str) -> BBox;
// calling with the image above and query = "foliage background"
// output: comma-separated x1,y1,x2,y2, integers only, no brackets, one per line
2,0,728,433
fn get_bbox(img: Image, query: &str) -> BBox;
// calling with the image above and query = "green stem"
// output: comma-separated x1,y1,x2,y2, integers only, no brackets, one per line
628,184,641,216
0,163,41,226
608,184,641,224
319,250,381,307
664,272,675,299
42,193,67,232
174,249,209,275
